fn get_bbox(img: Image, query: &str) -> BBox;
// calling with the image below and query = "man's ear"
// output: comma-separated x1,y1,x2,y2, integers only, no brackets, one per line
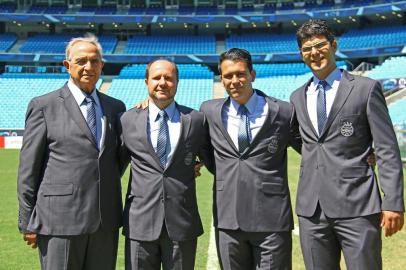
250,70,256,82
62,60,70,71
331,39,337,52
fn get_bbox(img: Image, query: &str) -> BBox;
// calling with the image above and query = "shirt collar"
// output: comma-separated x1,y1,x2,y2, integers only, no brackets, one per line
149,100,177,122
68,79,100,107
312,67,342,88
230,90,257,115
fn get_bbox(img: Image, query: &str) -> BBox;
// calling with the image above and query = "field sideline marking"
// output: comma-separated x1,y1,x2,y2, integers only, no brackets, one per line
206,222,220,270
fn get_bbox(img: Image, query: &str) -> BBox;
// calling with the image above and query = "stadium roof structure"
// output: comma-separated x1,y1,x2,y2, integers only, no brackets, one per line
0,1,405,24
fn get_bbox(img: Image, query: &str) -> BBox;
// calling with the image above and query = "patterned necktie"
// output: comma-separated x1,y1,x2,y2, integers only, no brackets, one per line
84,95,97,142
156,110,169,167
238,105,251,154
316,80,328,135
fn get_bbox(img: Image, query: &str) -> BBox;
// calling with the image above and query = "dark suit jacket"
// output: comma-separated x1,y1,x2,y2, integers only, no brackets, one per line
17,84,126,235
200,90,302,232
290,70,404,218
120,104,213,242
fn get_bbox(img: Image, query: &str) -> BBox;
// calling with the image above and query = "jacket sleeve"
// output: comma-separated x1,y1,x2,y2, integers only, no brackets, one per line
17,98,48,233
366,80,404,212
288,103,302,154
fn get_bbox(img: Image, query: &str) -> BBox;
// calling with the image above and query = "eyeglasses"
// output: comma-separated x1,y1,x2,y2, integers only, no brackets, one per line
70,58,102,66
301,40,329,53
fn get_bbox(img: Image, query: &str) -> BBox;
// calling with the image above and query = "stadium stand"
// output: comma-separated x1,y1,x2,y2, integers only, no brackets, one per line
0,70,102,129
108,64,213,110
338,26,406,50
0,1,16,13
124,36,216,55
388,97,406,127
0,33,17,52
19,34,118,54
252,61,348,101
225,34,298,54
366,56,406,80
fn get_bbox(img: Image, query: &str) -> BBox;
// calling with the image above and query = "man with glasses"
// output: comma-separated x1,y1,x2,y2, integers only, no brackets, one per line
17,34,126,270
290,19,404,269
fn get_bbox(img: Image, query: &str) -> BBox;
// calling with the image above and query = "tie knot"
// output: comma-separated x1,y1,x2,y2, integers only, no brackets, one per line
238,105,248,116
85,95,95,104
317,80,328,91
158,110,168,121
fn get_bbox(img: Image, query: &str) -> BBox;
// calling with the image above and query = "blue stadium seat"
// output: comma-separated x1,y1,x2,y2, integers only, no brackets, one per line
124,35,216,55
19,34,118,54
0,73,102,129
367,56,406,80
339,26,406,50
388,98,406,126
225,34,298,54
0,33,17,52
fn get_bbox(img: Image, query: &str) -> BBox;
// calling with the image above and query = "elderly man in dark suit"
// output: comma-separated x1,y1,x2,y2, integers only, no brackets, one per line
290,19,404,270
119,59,213,270
200,48,302,270
17,34,126,270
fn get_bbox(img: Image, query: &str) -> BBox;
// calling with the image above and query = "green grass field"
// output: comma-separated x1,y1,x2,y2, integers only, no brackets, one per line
0,148,405,269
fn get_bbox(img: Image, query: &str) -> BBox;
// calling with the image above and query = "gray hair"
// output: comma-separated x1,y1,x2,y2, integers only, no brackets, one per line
65,33,103,60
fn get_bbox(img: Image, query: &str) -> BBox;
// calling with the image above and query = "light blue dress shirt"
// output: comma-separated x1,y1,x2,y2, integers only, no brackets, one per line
148,101,181,166
306,68,342,135
222,90,268,149
68,80,104,150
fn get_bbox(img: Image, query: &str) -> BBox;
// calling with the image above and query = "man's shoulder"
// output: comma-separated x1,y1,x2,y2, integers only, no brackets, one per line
29,86,66,107
98,92,126,110
256,89,292,109
200,98,225,111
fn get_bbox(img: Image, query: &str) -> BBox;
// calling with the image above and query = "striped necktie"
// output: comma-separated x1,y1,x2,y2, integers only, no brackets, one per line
156,110,169,167
84,95,97,142
238,105,251,153
316,80,328,135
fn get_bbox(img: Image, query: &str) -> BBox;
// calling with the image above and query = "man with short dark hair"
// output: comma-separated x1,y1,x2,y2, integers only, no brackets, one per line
120,59,213,270
17,34,126,270
291,19,404,270
200,48,302,270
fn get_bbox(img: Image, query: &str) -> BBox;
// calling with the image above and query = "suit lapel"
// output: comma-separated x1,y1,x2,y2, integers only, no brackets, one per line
98,92,109,156
216,98,239,153
319,70,354,139
141,108,163,168
248,91,279,150
298,79,319,139
165,104,191,170
60,85,97,148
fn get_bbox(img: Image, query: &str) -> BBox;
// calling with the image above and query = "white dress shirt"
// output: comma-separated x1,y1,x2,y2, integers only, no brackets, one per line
148,101,181,166
68,80,104,149
222,90,268,149
306,68,342,135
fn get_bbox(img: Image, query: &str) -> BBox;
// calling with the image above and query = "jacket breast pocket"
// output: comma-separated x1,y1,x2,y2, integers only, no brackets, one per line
339,114,367,138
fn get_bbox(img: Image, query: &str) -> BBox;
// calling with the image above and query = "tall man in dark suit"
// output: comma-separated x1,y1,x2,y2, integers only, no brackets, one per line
119,59,213,270
200,48,302,270
290,19,404,270
17,34,126,270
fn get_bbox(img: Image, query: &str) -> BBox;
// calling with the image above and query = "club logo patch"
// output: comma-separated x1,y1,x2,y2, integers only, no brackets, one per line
267,136,279,154
340,121,354,137
184,152,193,166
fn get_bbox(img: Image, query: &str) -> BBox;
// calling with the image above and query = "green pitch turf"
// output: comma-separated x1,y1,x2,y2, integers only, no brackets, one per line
1,149,405,269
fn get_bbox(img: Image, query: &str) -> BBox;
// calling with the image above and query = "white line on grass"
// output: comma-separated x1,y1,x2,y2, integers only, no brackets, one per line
206,223,220,270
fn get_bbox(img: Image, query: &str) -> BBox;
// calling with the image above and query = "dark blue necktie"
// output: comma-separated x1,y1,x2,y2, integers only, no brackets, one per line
84,95,97,142
316,80,328,135
238,105,251,154
156,110,169,167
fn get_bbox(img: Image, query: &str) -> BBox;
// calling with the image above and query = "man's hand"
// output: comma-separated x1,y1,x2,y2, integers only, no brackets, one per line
194,162,203,178
23,233,38,249
367,152,376,168
380,211,404,237
134,98,149,110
